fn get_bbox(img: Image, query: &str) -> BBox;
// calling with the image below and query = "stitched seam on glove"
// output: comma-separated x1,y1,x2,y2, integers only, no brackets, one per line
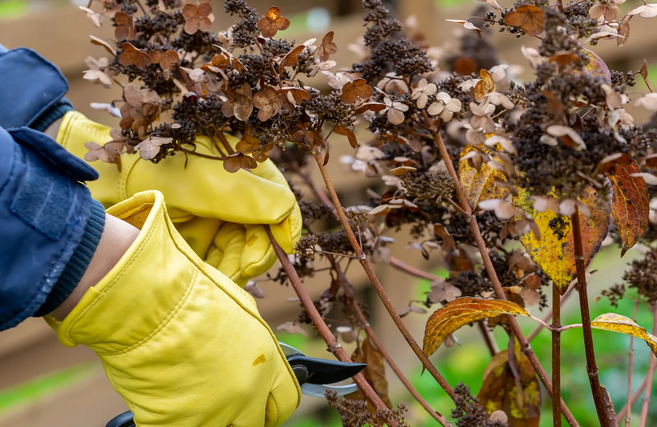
100,269,199,357
268,392,281,426
62,206,161,346
102,360,138,416
163,221,302,403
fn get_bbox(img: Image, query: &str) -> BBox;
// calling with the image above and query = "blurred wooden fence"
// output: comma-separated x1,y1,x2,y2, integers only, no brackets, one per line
1,0,656,425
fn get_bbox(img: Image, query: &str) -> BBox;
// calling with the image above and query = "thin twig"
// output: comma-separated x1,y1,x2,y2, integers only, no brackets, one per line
264,226,396,424
431,130,579,427
207,133,227,157
179,147,226,161
639,302,657,426
528,285,575,342
626,299,640,427
215,131,237,156
571,208,611,427
328,256,450,426
479,320,499,356
616,374,649,423
389,256,442,282
553,282,563,427
312,152,458,401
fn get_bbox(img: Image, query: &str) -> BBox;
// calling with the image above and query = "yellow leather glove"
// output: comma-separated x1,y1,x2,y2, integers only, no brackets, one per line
56,111,301,286
46,191,301,426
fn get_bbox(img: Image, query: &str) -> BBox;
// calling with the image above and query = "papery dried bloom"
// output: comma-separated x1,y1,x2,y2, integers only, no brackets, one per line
412,78,437,109
257,6,290,38
382,97,409,125
83,57,112,87
114,11,136,40
182,1,214,35
253,86,283,121
135,136,173,160
119,43,152,69
318,31,337,62
469,102,495,133
427,92,462,122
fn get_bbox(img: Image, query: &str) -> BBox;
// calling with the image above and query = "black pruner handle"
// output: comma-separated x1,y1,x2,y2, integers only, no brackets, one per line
106,410,135,427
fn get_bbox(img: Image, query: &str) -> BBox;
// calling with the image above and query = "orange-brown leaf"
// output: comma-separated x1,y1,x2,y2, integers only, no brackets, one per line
459,144,509,209
607,158,649,256
347,337,393,409
341,79,373,104
423,298,530,357
224,152,257,173
478,344,542,426
334,125,358,148
119,42,152,69
278,45,305,72
258,6,290,38
318,31,338,61
517,186,611,294
504,5,545,36
90,35,117,56
114,11,136,40
474,69,495,102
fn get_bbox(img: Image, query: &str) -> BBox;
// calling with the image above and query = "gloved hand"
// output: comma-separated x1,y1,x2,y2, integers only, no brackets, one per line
57,111,301,286
0,47,301,287
46,190,301,426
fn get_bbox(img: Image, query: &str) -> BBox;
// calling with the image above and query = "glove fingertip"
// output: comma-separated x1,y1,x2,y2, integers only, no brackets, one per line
241,245,277,280
270,204,302,254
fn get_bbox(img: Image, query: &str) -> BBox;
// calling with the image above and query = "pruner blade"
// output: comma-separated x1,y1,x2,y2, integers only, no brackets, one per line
278,342,366,397
105,342,366,427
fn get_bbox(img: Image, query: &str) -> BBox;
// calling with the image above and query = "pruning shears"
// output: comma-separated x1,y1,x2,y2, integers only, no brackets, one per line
105,342,366,427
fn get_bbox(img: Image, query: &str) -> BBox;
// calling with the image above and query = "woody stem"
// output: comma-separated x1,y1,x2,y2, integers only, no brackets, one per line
265,227,396,424
571,208,611,427
431,128,579,427
312,152,458,401
327,255,450,426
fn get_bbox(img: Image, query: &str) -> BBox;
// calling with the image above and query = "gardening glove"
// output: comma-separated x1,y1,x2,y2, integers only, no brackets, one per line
56,111,301,286
45,190,301,426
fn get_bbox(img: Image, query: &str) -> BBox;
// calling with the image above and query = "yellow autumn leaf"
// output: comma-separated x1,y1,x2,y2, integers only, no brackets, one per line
423,298,531,357
591,313,657,356
517,186,611,294
459,144,509,209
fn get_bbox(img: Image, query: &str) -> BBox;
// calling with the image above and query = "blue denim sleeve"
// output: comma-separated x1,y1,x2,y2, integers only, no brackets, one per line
0,47,74,131
0,126,104,331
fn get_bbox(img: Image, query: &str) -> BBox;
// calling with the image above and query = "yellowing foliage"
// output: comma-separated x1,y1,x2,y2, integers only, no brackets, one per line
518,186,611,294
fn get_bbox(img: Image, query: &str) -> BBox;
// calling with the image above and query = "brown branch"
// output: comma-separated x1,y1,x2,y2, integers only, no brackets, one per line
215,131,237,156
179,147,226,161
571,208,611,427
553,283,562,427
639,302,657,427
328,256,450,426
528,284,575,342
479,320,500,356
389,257,498,356
299,165,459,420
264,227,396,424
312,152,458,401
625,299,640,427
431,130,580,427
389,256,443,282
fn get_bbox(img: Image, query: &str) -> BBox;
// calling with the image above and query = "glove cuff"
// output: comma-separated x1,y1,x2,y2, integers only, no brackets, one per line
34,200,105,317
